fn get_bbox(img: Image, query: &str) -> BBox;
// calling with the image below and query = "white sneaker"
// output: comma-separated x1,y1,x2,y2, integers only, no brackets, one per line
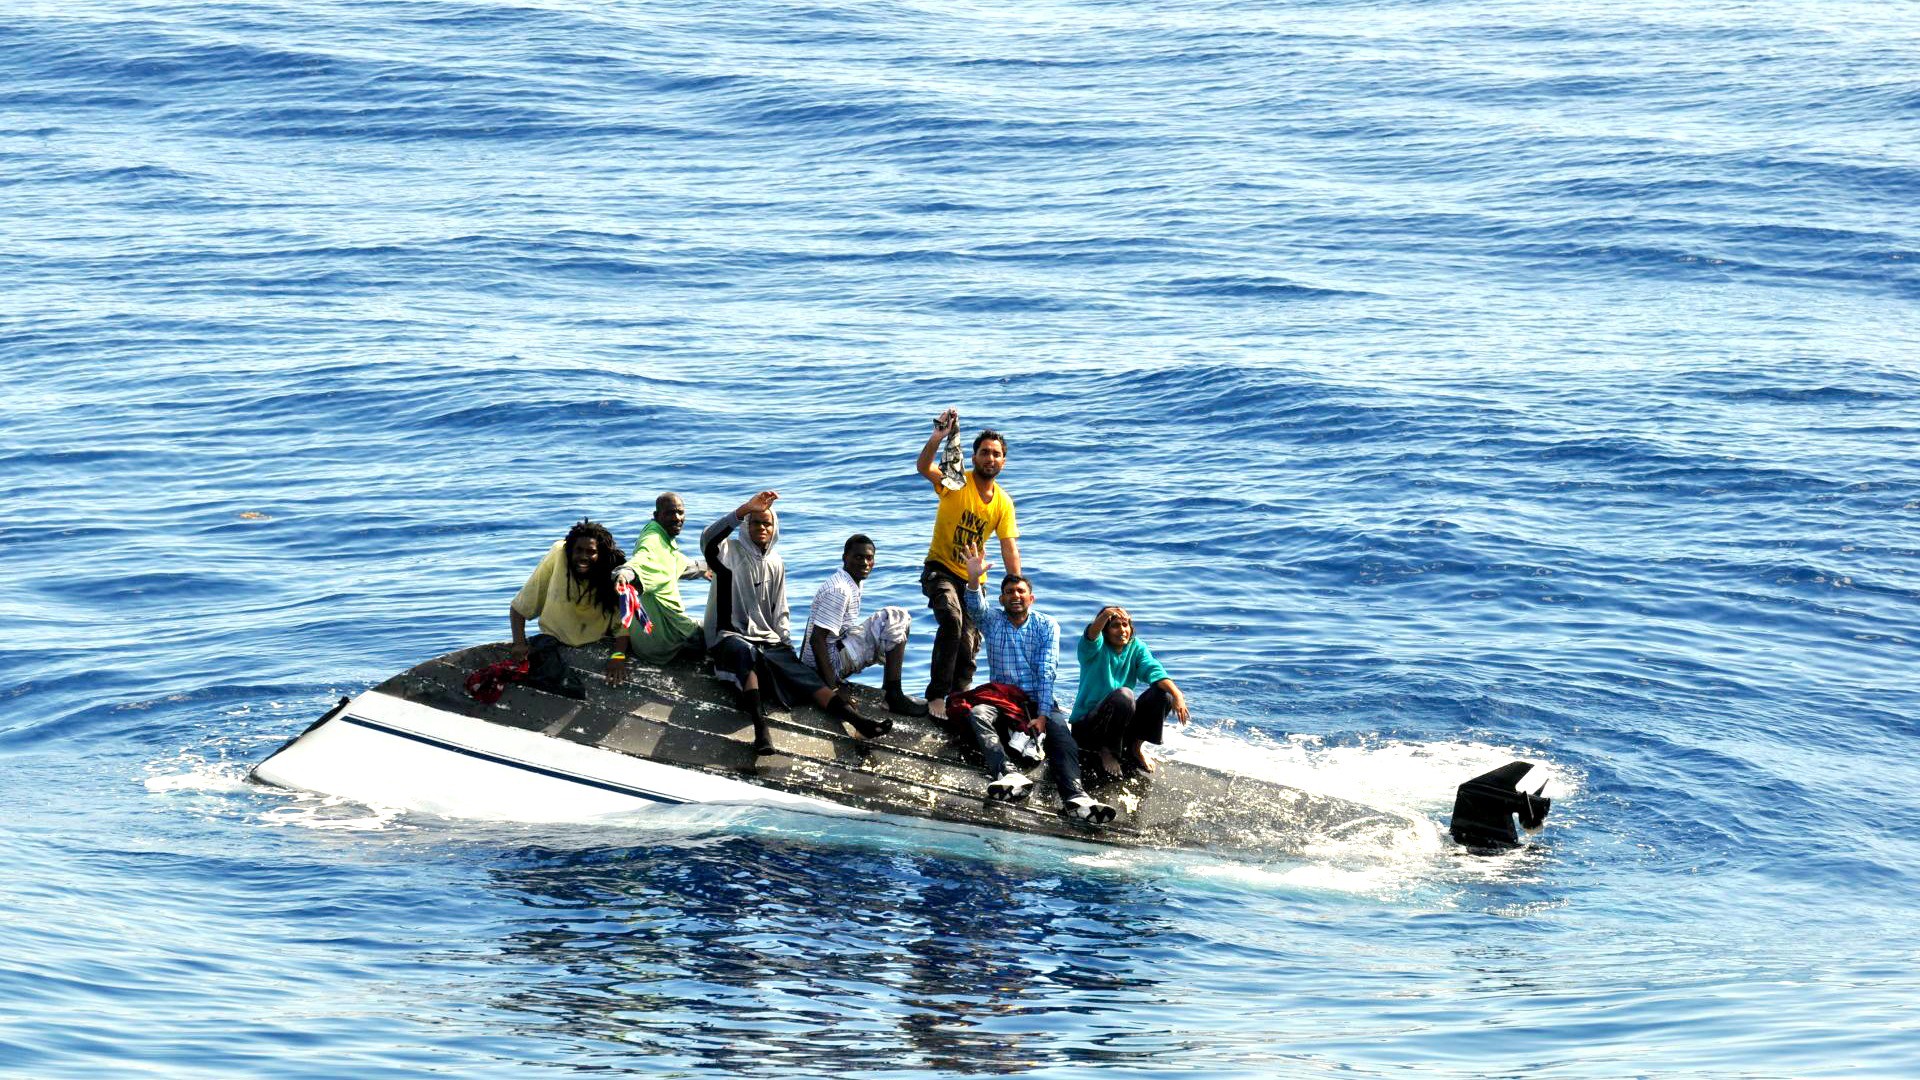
985,772,1032,803
1064,795,1116,825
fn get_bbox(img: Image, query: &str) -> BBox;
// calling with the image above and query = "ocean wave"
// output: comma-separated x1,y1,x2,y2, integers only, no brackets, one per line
1151,275,1370,300
4,1,1919,1072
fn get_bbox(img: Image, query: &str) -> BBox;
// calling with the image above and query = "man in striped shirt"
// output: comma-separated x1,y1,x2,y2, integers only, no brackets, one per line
802,534,927,717
951,543,1114,825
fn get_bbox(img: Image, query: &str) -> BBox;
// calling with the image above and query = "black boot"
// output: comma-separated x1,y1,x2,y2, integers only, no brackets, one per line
884,682,928,717
742,689,776,756
829,694,891,740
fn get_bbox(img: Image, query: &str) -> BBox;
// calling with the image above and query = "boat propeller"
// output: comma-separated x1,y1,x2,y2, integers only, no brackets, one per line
1448,760,1552,851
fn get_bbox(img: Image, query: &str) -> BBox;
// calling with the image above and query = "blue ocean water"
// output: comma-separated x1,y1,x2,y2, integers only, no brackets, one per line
3,0,1917,1075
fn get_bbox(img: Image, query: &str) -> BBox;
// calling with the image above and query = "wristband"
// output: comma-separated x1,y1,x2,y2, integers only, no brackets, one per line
610,653,626,661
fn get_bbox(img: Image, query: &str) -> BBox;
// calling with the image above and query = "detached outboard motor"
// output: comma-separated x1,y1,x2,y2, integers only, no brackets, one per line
1449,760,1551,851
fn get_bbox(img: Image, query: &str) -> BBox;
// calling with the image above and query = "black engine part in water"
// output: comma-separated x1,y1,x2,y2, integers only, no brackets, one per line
1449,760,1552,850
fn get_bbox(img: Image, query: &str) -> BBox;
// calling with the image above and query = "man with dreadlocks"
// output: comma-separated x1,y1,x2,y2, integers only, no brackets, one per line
509,518,632,688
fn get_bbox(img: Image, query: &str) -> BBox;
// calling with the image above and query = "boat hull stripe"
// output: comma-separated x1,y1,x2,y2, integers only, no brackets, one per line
333,714,685,806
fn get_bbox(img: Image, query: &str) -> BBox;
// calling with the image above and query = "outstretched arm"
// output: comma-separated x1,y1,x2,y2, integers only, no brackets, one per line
961,540,993,588
998,534,1022,578
735,490,778,520
510,608,530,662
508,548,555,663
960,542,993,626
606,637,629,687
916,408,958,488
809,626,841,691
1135,638,1186,724
702,490,777,564
620,543,665,595
1154,678,1190,724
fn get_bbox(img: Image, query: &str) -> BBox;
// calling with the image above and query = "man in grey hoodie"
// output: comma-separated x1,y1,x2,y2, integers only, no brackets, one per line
702,490,889,756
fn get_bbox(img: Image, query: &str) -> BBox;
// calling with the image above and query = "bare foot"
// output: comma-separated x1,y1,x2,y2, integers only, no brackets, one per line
1127,741,1155,774
1098,748,1124,777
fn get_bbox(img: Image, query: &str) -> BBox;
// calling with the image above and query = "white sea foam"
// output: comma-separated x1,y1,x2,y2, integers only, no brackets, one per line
1130,723,1578,895
256,792,413,833
1162,722,1574,813
143,760,254,795
146,743,414,832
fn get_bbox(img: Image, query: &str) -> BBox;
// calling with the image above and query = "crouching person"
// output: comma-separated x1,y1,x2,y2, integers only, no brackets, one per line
802,534,928,718
703,491,890,756
1069,605,1190,781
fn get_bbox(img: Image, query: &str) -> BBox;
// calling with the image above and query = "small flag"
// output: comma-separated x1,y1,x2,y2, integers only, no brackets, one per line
617,579,651,634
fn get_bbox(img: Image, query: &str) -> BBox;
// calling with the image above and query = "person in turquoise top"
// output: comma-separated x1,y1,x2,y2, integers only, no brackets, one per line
615,493,710,664
1068,605,1190,780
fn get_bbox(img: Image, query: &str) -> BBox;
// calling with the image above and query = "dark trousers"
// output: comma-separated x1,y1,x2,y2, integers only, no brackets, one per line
524,634,585,699
1071,685,1173,757
952,696,1087,803
711,636,824,708
920,561,978,700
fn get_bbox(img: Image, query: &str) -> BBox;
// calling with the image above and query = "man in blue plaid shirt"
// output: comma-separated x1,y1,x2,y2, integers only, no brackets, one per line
953,543,1114,825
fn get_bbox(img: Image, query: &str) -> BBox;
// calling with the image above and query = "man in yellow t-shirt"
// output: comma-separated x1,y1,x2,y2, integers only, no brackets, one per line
915,409,1022,719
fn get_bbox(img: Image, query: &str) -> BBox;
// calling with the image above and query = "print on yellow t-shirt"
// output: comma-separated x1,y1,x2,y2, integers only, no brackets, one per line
926,471,1018,577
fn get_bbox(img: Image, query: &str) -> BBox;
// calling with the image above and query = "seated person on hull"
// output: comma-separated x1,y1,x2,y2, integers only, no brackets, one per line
802,534,929,718
509,518,632,691
1069,605,1190,780
702,490,891,756
615,491,710,664
950,542,1115,825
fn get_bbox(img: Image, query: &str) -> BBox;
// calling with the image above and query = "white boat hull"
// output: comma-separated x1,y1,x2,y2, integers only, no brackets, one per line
249,642,1504,854
254,689,862,823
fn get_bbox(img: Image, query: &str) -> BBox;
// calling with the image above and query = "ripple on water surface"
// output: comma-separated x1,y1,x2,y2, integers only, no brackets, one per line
3,0,1919,1076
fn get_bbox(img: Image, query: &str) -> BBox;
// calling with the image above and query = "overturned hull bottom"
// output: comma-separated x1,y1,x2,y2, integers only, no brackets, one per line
254,642,1434,856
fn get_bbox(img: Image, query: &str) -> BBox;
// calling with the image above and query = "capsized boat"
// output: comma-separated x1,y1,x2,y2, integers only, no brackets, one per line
252,642,1549,855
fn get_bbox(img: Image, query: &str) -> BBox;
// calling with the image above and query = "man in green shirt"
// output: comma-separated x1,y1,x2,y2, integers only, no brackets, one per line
616,492,710,663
